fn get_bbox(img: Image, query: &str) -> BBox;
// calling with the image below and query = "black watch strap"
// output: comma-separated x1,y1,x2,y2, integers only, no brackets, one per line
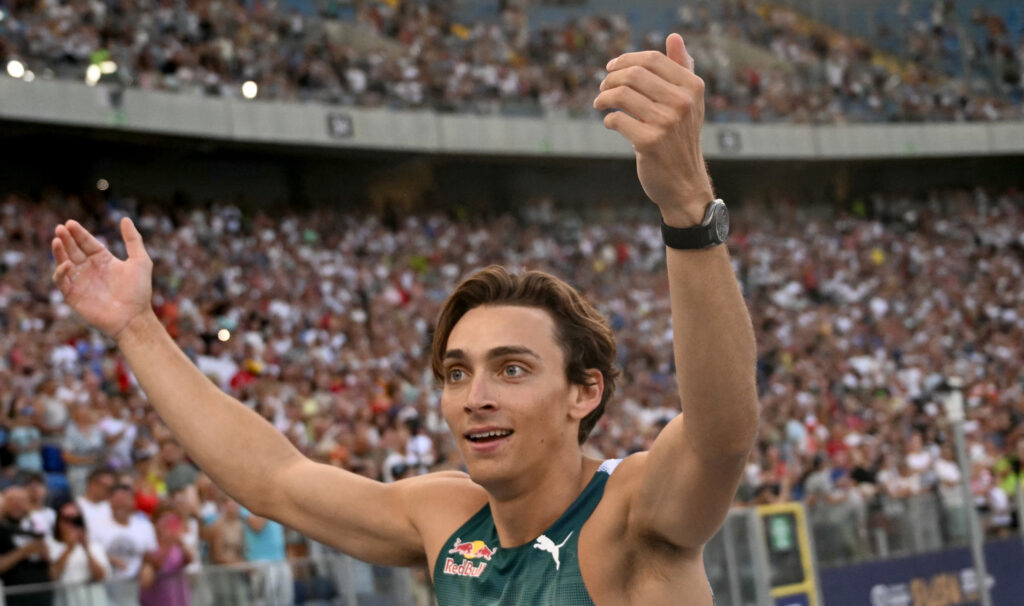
661,200,727,250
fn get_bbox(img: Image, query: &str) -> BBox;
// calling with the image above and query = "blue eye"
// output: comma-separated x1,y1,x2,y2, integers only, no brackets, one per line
503,365,523,377
447,369,465,383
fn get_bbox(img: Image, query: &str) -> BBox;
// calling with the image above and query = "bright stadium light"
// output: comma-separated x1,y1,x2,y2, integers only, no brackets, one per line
23,70,35,82
217,329,231,342
6,60,25,79
241,80,258,99
85,64,101,86
100,60,117,75
96,179,110,191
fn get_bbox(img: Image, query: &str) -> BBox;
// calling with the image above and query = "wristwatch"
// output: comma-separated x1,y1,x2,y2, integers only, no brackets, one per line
661,199,729,250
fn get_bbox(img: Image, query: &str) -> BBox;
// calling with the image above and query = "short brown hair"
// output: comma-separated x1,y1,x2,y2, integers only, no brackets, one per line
431,266,619,444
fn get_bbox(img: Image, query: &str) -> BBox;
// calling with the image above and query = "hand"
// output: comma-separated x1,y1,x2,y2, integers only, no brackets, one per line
26,539,49,559
52,218,154,339
595,34,713,227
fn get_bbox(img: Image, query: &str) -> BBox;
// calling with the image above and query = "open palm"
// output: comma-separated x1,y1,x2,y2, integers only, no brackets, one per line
52,218,154,338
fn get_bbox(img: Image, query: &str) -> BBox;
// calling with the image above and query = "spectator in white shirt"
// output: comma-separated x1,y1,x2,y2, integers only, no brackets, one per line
76,468,115,536
92,484,157,606
47,501,112,606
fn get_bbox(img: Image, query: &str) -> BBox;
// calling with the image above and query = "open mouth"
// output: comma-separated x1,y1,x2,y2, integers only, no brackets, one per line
465,429,514,443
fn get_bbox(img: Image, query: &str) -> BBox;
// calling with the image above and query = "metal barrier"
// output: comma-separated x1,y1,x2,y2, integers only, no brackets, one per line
807,487,1024,569
0,553,417,606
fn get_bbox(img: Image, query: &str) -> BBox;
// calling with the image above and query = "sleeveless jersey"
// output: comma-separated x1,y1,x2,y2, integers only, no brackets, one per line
433,459,621,605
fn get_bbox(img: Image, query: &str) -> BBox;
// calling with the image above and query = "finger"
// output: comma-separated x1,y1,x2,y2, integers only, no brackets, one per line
600,65,688,106
602,111,657,148
594,86,671,125
606,50,688,86
52,236,70,266
56,224,87,264
65,220,107,257
666,33,694,71
53,260,73,288
121,217,151,263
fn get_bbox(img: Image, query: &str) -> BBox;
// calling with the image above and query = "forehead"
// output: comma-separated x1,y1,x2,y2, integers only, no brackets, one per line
447,305,561,358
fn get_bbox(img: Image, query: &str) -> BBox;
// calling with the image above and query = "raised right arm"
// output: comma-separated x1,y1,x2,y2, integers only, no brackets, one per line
52,219,429,566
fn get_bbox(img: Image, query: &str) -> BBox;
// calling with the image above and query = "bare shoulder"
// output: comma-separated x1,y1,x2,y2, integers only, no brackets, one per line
395,470,489,573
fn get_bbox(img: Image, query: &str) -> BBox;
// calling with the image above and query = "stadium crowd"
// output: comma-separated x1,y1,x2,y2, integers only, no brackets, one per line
1,0,1022,122
0,183,1023,600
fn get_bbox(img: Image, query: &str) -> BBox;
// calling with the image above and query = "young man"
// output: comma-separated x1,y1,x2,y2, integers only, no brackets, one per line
51,34,757,604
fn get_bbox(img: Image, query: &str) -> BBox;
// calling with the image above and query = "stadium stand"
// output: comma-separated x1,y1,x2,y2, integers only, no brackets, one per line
1,185,1022,577
1,0,1021,121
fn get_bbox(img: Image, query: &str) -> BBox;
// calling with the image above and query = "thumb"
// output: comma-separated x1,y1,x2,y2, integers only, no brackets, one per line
665,33,693,71
121,217,150,263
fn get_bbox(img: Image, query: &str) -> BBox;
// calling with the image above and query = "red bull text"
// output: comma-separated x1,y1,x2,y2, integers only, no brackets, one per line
443,538,498,577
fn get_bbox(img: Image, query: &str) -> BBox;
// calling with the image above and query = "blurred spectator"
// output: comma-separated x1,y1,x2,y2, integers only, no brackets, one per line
25,473,57,538
76,468,115,535
63,406,106,498
206,498,246,605
46,500,111,606
97,398,136,472
0,486,52,606
139,508,191,606
93,484,157,606
240,507,292,606
9,405,44,474
934,444,968,543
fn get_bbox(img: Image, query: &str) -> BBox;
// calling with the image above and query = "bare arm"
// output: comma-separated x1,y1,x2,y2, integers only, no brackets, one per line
596,35,758,549
0,543,41,575
52,219,427,566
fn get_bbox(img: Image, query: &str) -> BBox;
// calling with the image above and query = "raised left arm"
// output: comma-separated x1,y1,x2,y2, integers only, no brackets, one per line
596,34,759,549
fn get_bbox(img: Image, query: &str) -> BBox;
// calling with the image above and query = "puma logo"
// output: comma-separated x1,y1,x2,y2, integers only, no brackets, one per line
533,531,572,571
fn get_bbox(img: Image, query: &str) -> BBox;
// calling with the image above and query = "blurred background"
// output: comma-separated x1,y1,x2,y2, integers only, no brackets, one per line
1,0,1023,604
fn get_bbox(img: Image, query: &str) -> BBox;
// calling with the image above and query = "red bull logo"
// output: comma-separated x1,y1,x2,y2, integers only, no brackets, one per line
443,537,498,578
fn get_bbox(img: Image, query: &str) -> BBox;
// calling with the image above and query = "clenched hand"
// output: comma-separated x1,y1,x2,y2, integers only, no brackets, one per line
595,33,713,227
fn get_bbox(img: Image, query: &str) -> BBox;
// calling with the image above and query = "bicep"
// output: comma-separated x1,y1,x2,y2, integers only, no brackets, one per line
258,459,425,567
630,414,747,549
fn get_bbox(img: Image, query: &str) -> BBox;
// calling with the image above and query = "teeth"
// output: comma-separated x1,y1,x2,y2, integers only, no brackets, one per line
468,430,512,440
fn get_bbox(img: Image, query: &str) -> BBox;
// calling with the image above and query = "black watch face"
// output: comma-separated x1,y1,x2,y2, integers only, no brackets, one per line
714,206,730,242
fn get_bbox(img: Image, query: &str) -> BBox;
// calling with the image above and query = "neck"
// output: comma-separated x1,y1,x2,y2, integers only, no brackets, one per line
487,454,600,547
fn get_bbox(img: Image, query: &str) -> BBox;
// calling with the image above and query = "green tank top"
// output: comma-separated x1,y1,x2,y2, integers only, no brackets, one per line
433,459,621,605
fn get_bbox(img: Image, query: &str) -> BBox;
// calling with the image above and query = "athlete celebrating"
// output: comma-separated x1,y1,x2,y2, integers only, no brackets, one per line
52,34,757,604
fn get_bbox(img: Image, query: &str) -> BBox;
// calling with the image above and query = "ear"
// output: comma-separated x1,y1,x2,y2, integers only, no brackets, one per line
568,369,604,422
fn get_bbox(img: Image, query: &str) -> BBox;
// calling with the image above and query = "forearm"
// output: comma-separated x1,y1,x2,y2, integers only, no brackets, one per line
115,310,303,512
666,243,758,458
85,549,105,581
0,548,27,575
50,546,74,580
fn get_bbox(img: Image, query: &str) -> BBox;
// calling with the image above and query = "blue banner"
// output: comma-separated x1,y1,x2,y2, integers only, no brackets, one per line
820,538,1024,606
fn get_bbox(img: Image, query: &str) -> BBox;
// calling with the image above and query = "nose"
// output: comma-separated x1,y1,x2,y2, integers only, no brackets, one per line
464,375,498,413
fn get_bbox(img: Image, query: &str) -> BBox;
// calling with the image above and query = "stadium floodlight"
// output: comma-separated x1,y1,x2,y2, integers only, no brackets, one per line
6,60,25,79
100,60,118,75
241,80,258,99
23,70,35,82
85,64,101,86
96,179,110,192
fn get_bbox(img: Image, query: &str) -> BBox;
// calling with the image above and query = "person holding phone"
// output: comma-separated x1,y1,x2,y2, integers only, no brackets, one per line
47,501,111,606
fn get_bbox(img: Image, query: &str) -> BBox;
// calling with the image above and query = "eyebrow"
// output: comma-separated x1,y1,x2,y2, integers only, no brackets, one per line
443,346,541,363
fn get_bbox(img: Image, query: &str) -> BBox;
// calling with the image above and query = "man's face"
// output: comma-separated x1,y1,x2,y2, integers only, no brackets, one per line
3,488,29,519
87,473,115,501
441,305,583,489
110,489,134,516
